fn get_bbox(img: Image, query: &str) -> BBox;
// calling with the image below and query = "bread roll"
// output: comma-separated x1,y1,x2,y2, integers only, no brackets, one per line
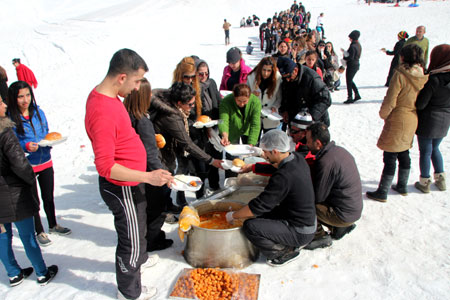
45,132,62,141
232,158,245,168
155,134,166,148
197,115,211,123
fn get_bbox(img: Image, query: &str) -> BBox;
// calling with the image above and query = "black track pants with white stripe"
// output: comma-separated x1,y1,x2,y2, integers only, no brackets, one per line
99,176,148,299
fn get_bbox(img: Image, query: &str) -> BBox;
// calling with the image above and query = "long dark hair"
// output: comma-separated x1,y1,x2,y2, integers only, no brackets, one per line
400,44,425,70
248,57,278,98
169,82,196,105
123,78,152,120
7,81,43,136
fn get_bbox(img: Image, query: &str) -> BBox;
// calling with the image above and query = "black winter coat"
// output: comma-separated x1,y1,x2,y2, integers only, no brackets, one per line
344,40,361,68
280,63,331,126
311,141,362,223
0,117,39,224
416,72,450,138
129,113,165,171
149,89,212,172
249,153,316,228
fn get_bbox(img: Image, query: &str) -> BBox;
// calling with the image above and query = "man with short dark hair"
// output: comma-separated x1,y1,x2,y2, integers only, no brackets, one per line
276,57,331,127
304,123,363,250
12,58,38,89
85,49,173,300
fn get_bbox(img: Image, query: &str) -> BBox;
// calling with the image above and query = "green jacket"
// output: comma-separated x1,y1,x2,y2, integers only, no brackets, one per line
219,93,261,145
404,36,429,66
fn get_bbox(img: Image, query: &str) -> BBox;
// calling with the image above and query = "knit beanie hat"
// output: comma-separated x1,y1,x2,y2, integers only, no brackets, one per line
276,57,297,76
427,44,450,73
291,111,313,129
398,31,409,39
348,30,360,40
227,47,241,64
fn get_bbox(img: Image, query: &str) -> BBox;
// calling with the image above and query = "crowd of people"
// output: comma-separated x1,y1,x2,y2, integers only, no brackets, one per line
1,1,449,299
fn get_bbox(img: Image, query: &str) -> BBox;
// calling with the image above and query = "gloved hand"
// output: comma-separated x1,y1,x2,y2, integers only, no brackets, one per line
251,146,263,157
225,211,234,224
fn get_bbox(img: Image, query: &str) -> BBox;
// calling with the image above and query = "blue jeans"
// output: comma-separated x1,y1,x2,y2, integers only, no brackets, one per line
0,217,47,278
417,136,444,178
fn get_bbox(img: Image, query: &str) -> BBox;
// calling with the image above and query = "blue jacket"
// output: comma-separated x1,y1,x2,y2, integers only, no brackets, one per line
11,106,51,166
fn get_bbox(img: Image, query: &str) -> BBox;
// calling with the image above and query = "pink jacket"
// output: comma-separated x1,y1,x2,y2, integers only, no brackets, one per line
219,59,252,91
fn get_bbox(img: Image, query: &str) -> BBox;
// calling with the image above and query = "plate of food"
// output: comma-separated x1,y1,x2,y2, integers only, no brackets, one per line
221,158,245,173
224,144,256,156
193,115,219,128
220,90,233,97
171,175,203,192
37,132,68,147
261,108,283,121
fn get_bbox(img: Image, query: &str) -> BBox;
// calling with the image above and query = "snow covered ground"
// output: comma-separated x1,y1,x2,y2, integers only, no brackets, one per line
1,0,449,299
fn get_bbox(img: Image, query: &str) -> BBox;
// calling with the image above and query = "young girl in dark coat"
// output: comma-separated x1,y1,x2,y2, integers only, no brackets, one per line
124,78,174,252
0,95,58,287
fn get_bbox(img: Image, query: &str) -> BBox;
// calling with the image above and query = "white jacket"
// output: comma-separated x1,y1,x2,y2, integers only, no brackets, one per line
246,71,282,129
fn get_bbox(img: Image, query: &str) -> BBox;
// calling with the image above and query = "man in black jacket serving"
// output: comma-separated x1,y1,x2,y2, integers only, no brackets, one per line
226,130,316,267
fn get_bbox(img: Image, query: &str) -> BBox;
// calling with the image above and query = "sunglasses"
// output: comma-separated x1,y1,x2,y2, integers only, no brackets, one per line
290,128,304,134
198,72,209,77
282,73,291,78
183,74,196,80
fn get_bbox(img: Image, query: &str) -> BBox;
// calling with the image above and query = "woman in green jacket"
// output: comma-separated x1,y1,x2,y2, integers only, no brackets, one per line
219,84,261,177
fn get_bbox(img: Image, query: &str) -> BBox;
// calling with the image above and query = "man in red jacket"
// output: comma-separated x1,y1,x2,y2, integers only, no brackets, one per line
12,58,38,89
85,49,173,300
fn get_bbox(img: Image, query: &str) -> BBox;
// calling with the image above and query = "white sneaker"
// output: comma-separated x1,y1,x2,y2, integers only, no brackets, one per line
117,286,157,300
140,254,159,273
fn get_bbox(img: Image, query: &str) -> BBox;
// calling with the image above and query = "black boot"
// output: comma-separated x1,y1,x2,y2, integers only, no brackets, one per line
354,93,361,101
392,168,410,196
304,234,332,250
343,98,355,104
330,224,356,240
366,174,394,202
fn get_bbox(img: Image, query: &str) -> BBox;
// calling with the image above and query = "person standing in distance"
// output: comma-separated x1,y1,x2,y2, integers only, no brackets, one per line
404,26,429,67
223,19,231,45
85,49,173,300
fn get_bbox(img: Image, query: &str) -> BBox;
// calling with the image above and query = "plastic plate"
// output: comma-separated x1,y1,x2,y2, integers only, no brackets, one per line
37,136,68,147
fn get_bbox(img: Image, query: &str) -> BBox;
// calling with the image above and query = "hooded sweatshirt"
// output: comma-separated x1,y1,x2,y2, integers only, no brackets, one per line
377,64,429,152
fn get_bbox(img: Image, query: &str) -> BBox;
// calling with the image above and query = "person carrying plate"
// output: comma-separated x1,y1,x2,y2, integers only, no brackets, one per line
7,81,71,247
150,82,223,200
218,84,261,178
246,57,283,134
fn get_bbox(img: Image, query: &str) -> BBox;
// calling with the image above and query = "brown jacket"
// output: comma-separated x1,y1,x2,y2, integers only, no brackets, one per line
377,64,428,152
223,22,231,31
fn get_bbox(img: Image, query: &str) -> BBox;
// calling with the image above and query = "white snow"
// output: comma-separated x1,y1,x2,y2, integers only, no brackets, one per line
1,0,449,299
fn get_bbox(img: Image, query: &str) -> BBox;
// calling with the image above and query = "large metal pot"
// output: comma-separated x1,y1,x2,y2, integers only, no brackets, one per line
183,187,263,269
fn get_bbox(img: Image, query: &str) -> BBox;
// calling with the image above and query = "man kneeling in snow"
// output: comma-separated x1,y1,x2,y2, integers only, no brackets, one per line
304,123,363,250
226,130,316,267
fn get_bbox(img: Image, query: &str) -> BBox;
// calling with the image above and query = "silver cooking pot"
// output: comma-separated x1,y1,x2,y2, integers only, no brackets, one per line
183,187,263,269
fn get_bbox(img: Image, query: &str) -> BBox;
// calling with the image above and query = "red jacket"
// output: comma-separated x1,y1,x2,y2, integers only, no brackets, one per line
219,59,252,91
85,88,146,186
16,64,38,88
